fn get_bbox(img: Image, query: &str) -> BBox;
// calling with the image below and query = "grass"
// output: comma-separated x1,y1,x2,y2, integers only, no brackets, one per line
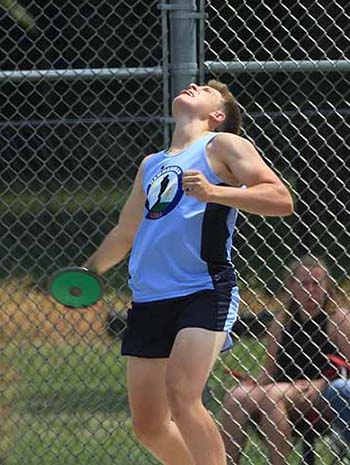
0,338,342,465
3,341,159,465
0,278,348,465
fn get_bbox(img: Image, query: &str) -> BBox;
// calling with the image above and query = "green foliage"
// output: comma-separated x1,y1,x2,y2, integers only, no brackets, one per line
1,0,35,31
0,185,129,280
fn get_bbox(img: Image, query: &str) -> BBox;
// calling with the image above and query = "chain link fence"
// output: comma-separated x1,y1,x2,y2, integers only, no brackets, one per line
1,0,350,464
206,2,350,465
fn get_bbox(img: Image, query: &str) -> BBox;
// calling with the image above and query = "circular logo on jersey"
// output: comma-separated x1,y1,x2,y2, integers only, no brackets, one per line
145,165,184,219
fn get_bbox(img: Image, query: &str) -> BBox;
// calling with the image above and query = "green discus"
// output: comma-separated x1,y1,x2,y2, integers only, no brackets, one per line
49,267,103,308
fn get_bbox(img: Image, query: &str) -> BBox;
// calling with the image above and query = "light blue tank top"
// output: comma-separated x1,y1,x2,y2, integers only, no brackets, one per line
128,132,239,302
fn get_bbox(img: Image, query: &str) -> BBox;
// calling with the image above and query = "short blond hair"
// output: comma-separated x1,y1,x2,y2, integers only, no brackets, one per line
207,79,242,135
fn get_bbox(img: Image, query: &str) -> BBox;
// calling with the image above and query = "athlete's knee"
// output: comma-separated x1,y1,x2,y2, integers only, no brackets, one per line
132,416,168,446
166,378,200,421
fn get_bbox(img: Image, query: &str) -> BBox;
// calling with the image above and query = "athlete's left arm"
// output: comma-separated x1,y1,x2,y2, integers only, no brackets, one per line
182,134,294,216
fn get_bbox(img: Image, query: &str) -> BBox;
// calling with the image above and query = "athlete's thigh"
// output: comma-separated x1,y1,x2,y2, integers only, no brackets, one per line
127,356,170,423
167,328,226,397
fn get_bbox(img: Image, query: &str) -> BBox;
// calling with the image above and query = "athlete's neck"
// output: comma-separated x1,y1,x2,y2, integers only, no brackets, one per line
167,124,211,155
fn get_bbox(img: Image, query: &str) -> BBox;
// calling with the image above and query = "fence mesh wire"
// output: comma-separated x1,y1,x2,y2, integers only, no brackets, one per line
206,2,350,465
1,0,350,464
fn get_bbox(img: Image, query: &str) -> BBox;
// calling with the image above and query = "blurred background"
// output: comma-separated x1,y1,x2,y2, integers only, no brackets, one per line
0,1,349,464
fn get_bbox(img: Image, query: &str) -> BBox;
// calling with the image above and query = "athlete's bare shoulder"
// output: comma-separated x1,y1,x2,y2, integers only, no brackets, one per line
210,133,257,160
208,132,285,189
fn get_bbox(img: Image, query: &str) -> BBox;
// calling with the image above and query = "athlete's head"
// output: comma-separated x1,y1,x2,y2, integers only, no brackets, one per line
207,80,242,135
172,80,242,135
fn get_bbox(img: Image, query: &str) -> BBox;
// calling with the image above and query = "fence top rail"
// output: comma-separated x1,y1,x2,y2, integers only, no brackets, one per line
1,60,349,82
0,66,163,82
205,59,350,74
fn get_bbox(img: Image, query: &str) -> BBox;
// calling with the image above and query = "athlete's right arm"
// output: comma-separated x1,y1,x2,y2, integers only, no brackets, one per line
84,158,147,275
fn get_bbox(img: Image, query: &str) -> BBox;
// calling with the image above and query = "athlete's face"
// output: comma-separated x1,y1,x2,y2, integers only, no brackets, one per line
289,266,329,316
172,83,225,122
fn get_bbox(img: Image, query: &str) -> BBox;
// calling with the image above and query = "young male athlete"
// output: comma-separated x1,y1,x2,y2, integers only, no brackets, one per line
85,80,294,465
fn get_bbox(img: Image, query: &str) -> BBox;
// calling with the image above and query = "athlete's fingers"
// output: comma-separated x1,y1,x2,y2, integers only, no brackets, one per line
183,184,200,194
182,170,213,201
183,170,201,177
182,179,200,187
182,181,195,189
182,178,200,185
182,171,205,186
183,170,209,184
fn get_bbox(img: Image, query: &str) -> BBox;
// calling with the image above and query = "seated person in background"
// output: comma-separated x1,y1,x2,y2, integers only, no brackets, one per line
220,255,350,465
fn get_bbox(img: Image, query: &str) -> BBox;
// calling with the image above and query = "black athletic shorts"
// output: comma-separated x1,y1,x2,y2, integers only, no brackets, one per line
121,285,239,358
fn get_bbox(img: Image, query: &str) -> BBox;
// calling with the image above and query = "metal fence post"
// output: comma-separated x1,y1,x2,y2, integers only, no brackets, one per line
168,0,198,102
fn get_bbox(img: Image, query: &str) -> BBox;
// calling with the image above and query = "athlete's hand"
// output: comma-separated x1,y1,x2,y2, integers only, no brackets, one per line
182,170,214,202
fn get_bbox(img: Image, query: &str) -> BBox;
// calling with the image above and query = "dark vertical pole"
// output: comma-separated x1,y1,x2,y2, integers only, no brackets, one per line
169,0,198,102
160,0,170,148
